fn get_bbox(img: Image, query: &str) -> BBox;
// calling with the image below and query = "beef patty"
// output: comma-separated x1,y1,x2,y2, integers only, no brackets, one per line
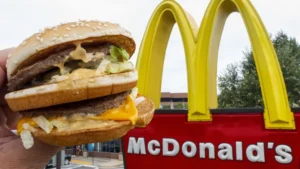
8,44,111,92
20,90,130,118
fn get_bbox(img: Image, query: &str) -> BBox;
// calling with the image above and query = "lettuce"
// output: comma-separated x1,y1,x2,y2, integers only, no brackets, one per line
109,46,130,62
105,61,134,74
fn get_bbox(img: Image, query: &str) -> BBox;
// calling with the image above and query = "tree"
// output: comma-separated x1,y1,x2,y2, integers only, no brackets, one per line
161,104,171,109
218,63,243,108
218,31,300,108
173,102,188,109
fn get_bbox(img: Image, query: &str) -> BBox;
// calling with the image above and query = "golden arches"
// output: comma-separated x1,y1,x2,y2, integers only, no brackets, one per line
196,0,295,129
136,0,295,130
135,0,199,115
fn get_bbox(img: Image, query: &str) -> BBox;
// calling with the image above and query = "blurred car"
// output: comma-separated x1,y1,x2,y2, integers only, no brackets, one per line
45,153,72,168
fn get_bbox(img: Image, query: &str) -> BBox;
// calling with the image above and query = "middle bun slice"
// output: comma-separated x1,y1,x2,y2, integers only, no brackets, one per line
6,69,138,111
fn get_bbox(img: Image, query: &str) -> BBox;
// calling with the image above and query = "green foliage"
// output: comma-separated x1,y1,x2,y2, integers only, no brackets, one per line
218,31,300,108
160,103,188,109
173,103,185,109
161,104,171,109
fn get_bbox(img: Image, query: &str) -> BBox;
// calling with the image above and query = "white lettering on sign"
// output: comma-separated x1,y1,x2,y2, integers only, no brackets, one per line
246,142,265,162
163,138,180,156
148,140,160,155
218,143,233,160
127,137,146,155
182,141,197,157
275,145,293,164
127,137,293,164
199,143,215,159
236,141,243,161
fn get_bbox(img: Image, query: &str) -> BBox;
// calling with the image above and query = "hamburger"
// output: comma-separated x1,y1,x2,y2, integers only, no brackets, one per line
5,20,155,149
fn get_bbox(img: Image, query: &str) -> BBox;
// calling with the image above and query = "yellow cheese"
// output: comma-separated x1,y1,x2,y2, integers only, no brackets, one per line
89,95,138,125
17,118,37,134
17,95,138,133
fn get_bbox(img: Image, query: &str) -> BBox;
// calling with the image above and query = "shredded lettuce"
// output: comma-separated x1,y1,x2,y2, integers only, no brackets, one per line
106,63,119,73
118,48,130,61
105,61,134,74
96,58,111,74
109,46,130,62
119,61,134,72
130,87,138,98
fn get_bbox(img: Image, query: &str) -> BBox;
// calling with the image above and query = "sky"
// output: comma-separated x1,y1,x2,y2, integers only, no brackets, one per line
0,0,300,93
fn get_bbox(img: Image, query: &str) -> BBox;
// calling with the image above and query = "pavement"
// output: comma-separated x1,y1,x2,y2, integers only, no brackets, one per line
71,156,124,168
47,156,124,169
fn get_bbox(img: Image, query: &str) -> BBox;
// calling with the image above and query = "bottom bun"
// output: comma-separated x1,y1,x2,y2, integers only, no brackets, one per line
135,96,155,127
33,121,133,146
29,95,155,147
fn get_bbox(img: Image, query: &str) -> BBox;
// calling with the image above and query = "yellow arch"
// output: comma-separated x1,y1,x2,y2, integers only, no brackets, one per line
135,0,207,119
196,0,295,129
136,0,295,129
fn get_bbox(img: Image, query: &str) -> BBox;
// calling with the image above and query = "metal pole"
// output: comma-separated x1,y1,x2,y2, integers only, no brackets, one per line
92,150,94,165
56,151,62,169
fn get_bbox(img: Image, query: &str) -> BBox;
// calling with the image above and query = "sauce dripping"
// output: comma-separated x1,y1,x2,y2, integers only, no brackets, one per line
69,42,90,63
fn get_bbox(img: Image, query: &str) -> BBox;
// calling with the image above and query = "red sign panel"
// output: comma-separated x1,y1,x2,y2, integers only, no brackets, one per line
122,109,300,169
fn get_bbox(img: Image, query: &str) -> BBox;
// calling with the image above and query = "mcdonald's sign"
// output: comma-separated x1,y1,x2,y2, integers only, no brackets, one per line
122,0,300,168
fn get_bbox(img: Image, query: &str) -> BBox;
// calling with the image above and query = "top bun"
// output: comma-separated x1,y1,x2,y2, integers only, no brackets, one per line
6,20,135,80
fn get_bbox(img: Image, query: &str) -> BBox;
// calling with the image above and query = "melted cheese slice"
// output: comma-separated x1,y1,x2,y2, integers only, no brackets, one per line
89,95,138,124
17,95,138,134
17,118,37,134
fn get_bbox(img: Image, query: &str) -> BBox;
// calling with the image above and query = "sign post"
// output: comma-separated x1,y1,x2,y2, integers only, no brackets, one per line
122,0,300,168
56,151,61,169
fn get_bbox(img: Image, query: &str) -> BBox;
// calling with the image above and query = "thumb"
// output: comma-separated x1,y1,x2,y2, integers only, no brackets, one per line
0,107,7,125
0,67,5,88
0,67,7,105
0,108,15,137
0,47,15,72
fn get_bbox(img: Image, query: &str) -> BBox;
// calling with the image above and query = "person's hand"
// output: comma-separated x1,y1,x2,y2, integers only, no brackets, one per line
0,48,63,169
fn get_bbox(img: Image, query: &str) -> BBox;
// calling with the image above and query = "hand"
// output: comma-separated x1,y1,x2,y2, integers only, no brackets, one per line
0,48,63,169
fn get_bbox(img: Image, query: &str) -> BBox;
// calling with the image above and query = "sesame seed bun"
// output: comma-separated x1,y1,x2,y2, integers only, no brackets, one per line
6,20,135,80
33,121,134,147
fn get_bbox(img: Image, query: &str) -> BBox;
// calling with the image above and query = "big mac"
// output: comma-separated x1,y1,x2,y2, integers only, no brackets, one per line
5,20,155,149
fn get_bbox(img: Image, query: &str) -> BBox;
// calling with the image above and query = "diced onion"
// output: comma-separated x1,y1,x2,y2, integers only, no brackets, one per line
20,130,34,149
130,87,138,98
134,97,145,106
22,123,37,132
32,116,53,134
51,119,69,129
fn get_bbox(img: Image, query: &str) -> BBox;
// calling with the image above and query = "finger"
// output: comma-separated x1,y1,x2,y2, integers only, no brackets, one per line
0,83,8,105
3,105,20,128
0,107,15,137
0,47,15,72
0,107,7,125
0,67,8,106
0,67,6,87
1,136,63,168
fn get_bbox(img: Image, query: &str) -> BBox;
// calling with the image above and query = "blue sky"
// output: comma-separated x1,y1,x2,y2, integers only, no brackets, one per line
1,0,300,93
